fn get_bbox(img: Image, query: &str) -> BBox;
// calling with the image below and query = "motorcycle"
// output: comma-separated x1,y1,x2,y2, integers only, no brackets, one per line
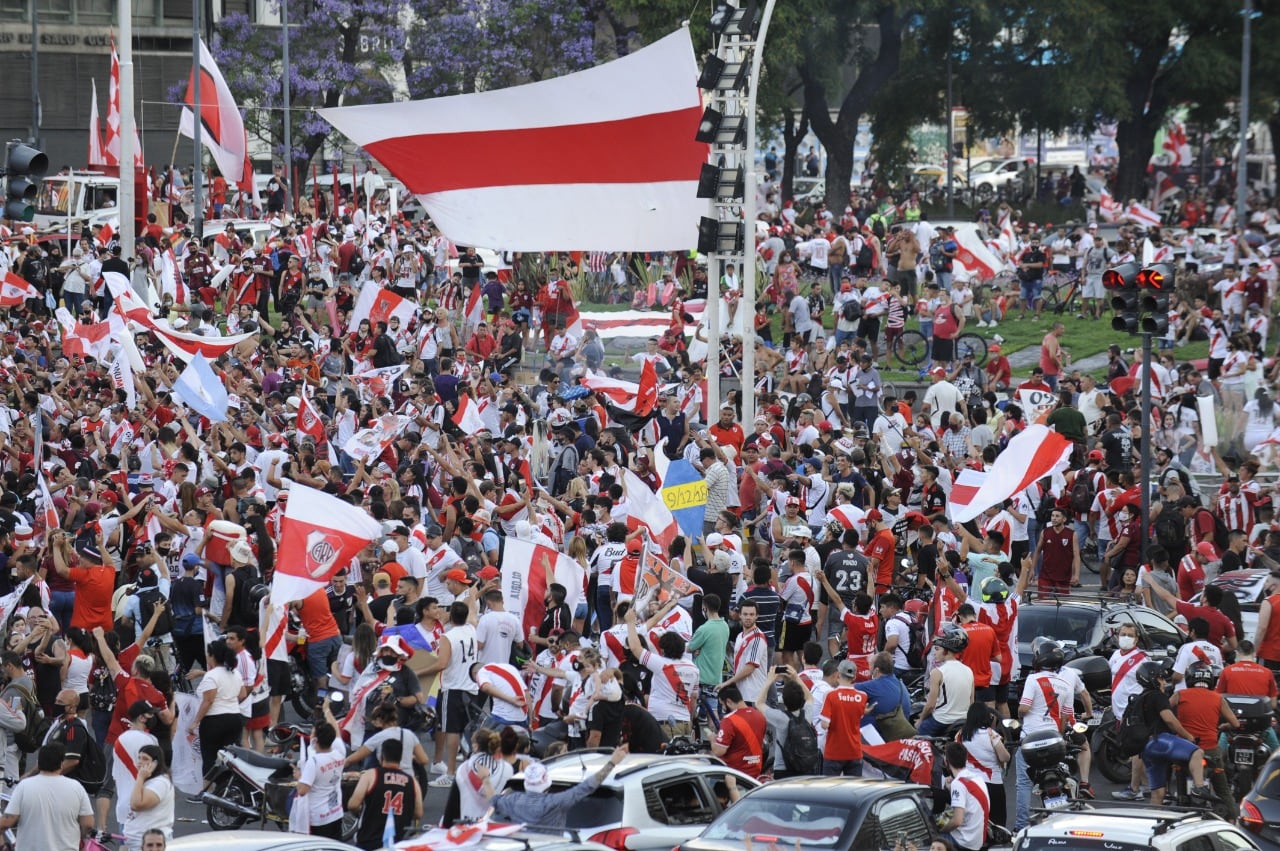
204,711,358,839
1021,725,1088,809
1093,705,1131,784
1224,694,1274,800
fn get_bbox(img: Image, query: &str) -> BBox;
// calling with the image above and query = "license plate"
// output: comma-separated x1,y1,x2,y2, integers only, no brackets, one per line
1044,795,1069,809
1236,750,1255,766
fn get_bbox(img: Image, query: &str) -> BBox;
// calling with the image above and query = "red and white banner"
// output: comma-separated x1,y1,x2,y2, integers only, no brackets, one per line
452,395,487,434
1018,387,1057,425
272,483,382,605
55,308,112,362
0,272,39,307
89,78,105,167
1099,189,1122,223
953,227,1003,281
1125,202,1161,229
177,38,248,184
349,283,418,330
622,467,678,550
318,30,707,251
946,425,1073,523
107,345,137,410
463,283,483,330
104,39,144,170
296,391,326,442
500,537,587,637
152,321,255,363
580,358,658,416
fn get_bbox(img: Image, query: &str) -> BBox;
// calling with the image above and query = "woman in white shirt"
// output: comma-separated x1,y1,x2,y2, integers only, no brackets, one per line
189,639,247,778
123,744,175,851
62,627,95,712
296,721,348,839
456,728,517,822
1243,388,1280,453
959,703,1010,830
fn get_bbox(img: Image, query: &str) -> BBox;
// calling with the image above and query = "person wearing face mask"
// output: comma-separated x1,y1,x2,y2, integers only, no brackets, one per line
44,687,107,797
1107,623,1149,801
343,635,422,748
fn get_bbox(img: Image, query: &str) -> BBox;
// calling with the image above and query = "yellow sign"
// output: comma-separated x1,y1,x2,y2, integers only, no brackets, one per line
663,480,707,512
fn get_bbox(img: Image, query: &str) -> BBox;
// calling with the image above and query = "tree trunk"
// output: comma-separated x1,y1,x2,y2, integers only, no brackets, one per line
1114,114,1162,203
781,110,809,202
1267,116,1280,198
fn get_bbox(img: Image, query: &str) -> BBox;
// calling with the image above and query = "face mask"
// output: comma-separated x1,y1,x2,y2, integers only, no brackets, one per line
378,657,399,670
1117,635,1137,651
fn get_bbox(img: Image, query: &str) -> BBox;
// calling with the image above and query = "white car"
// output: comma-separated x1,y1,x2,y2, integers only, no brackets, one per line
1014,805,1259,851
969,157,1029,202
168,830,360,851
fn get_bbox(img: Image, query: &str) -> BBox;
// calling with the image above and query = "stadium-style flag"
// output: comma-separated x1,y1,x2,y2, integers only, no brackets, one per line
399,822,525,851
997,209,1017,256
104,39,144,169
97,220,116,248
107,345,137,409
151,321,256,363
1126,202,1161,229
349,282,417,330
622,467,678,550
177,38,248,184
172,354,229,423
659,458,706,542
1099,189,1122,223
296,391,326,442
0,272,39,307
500,537,587,637
159,248,187,305
946,425,1073,523
89,78,105,167
61,319,112,362
1017,387,1057,425
1153,171,1179,208
350,364,408,402
863,738,935,786
452,395,487,433
952,227,1002,280
318,29,707,251
272,483,382,605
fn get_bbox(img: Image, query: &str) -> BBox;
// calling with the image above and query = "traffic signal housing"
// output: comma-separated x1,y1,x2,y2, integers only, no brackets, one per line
1104,262,1141,334
1138,263,1174,334
4,142,48,223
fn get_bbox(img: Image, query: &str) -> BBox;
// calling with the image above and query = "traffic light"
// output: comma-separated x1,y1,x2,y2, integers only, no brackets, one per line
1104,262,1141,334
4,141,47,223
1138,263,1174,334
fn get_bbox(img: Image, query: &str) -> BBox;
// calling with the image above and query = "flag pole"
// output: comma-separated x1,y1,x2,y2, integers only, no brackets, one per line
191,2,204,241
118,3,136,256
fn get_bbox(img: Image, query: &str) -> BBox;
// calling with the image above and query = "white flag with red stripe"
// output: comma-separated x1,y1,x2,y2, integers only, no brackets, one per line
107,344,137,410
580,359,659,416
451,395,487,433
89,78,106,167
952,227,1003,280
296,391,326,442
622,467,678,549
35,471,59,536
318,30,707,251
272,483,383,605
499,537,586,637
177,38,248,183
342,413,412,464
105,39,144,169
398,821,525,851
946,425,1074,523
1125,202,1161,229
349,283,418,330
152,321,256,363
0,272,38,307
463,283,483,330
1099,188,1122,223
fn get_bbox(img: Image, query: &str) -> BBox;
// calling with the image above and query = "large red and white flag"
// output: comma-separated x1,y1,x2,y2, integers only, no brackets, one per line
1099,188,1122,223
463,283,483,330
451,395,487,434
55,308,112,362
1153,171,1179,208
1125,202,1161,229
89,78,106,167
151,321,256,363
580,359,659,416
953,227,1003,280
349,283,417,330
272,483,382,605
296,391,326,442
318,30,707,251
946,425,1073,523
622,467,678,549
104,39,144,169
997,209,1017,256
0,272,38,307
1161,119,1191,168
177,38,248,183
159,248,187,305
500,537,587,637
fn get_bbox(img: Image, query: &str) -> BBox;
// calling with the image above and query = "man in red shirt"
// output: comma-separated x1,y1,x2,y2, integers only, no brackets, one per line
957,603,1000,706
863,510,896,594
1177,541,1216,602
295,588,343,701
51,530,114,633
820,659,868,775
1218,641,1278,707
1145,578,1238,654
708,405,746,455
710,685,768,778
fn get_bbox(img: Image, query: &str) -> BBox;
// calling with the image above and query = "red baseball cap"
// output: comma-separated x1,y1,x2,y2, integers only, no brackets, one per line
866,509,883,523
476,566,500,581
443,568,472,585
1195,541,1219,561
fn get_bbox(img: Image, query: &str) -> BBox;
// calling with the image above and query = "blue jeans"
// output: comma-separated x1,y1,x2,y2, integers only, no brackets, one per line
822,758,863,777
49,590,75,637
1015,743,1033,830
1142,732,1199,790
596,587,614,631
916,714,953,739
1045,374,1059,391
307,634,343,682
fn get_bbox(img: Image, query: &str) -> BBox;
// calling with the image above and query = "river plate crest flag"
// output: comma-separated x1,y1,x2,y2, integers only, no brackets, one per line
273,483,383,604
661,459,706,541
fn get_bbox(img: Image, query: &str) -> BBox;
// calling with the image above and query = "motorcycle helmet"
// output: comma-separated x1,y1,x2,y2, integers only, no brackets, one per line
1031,639,1065,672
1186,660,1217,689
980,577,1010,604
934,624,970,654
1135,660,1166,690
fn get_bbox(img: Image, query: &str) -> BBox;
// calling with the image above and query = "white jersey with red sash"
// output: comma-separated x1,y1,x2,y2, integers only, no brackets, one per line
113,728,158,826
951,769,991,850
1172,640,1223,692
600,625,631,670
732,627,769,702
341,667,394,746
529,648,564,727
1107,647,1147,716
477,662,529,724
977,595,1019,686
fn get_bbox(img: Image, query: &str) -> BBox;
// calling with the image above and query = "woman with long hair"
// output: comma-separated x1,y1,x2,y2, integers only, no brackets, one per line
959,702,1010,828
296,721,348,839
189,639,246,793
62,626,96,716
123,744,175,851
334,622,378,688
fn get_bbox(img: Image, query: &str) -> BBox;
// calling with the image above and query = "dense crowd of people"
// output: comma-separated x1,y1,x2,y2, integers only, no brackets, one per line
0,163,1278,851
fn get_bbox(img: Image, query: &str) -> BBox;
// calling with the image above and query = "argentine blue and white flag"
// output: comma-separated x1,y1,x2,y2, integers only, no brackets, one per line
172,354,229,423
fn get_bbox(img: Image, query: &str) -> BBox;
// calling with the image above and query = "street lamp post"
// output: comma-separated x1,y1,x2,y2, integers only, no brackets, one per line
192,0,203,240
282,0,293,214
1237,0,1255,223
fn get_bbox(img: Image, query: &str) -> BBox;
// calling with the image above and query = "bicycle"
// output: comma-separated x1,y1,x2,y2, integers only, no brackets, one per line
892,330,930,368
1042,270,1085,317
955,332,990,366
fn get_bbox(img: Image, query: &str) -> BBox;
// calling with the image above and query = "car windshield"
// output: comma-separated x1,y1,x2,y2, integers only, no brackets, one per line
970,160,1002,175
1017,606,1097,649
702,798,853,848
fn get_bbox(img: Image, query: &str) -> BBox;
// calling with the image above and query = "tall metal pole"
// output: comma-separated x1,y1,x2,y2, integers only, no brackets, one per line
946,49,954,218
741,0,777,429
29,0,38,147
118,0,136,255
191,0,203,239
282,0,293,215
1237,0,1253,225
1139,332,1153,563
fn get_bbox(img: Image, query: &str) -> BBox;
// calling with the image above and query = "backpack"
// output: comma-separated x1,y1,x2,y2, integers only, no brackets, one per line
892,613,927,670
137,587,173,638
781,709,822,775
1034,489,1057,526
230,564,263,628
62,717,106,794
348,254,366,278
1118,691,1155,758
841,299,863,323
1198,508,1230,554
929,241,948,272
854,239,874,273
88,664,117,714
9,682,48,753
1069,475,1097,516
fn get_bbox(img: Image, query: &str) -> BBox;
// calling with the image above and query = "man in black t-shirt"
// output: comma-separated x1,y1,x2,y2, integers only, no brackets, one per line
1099,412,1134,470
327,569,358,636
536,583,573,648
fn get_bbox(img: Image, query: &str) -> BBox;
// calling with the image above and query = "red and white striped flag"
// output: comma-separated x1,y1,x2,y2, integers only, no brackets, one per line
581,358,659,416
953,227,1002,280
622,467,678,550
1125,202,1161,229
296,391,326,443
946,425,1073,523
104,39,144,169
317,30,707,251
0,272,38,307
1099,188,1121,223
1161,120,1191,168
452,395,487,433
272,483,382,605
349,283,417,330
35,471,59,536
177,38,248,184
499,538,587,638
463,282,483,330
89,78,106,167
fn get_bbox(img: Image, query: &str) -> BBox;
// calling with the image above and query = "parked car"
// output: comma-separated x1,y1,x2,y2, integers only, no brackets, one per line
1014,803,1260,851
680,777,936,851
969,157,1029,202
1241,745,1280,850
167,830,361,851
1192,569,1280,640
508,751,760,851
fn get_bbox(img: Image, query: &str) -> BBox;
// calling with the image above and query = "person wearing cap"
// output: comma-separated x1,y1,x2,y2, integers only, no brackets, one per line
50,527,116,635
819,657,869,776
490,744,629,828
168,553,209,674
921,363,962,431
470,509,501,566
